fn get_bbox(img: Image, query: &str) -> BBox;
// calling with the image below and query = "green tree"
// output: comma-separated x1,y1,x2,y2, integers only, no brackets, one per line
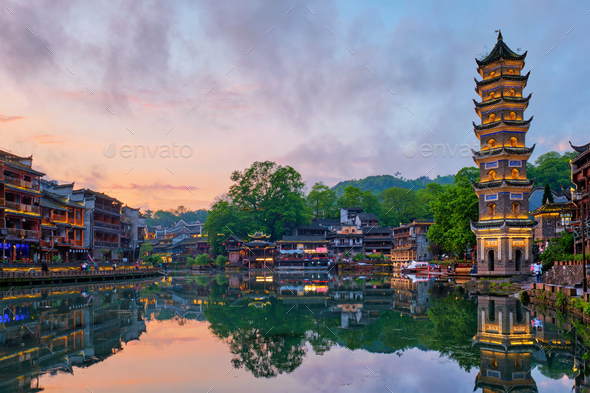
428,169,479,256
203,199,251,255
195,254,211,266
139,242,153,260
416,183,445,219
337,186,364,208
361,190,382,217
542,181,555,205
379,187,426,226
307,182,338,218
228,161,311,240
215,255,229,268
533,151,576,191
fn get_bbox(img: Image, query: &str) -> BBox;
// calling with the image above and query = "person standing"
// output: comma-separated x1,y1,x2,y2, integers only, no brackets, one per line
534,261,542,283
41,260,49,274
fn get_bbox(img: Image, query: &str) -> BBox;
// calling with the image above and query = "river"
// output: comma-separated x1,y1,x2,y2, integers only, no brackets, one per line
0,272,584,392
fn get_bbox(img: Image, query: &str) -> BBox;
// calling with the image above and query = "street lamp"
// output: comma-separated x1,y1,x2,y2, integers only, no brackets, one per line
573,191,588,293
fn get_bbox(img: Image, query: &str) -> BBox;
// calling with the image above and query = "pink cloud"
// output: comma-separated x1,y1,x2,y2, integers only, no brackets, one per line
33,134,63,144
0,115,24,122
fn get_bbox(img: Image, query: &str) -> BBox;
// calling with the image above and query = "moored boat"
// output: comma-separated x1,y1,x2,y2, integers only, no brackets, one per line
401,261,430,273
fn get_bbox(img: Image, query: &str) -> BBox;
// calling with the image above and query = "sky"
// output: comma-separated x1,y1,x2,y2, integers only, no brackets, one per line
1,0,589,211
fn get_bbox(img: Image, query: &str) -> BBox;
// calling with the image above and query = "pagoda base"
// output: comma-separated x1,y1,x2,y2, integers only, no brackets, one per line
472,223,535,277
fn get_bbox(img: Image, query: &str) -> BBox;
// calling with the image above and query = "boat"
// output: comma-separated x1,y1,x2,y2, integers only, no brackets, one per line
401,261,430,273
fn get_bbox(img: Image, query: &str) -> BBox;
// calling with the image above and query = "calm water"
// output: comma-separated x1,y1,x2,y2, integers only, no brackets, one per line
0,272,584,392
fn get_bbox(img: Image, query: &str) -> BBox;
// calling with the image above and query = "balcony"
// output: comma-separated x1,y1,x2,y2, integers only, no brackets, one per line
6,228,40,238
4,176,39,191
42,217,55,225
41,239,54,248
65,217,84,226
95,205,120,214
53,214,67,223
5,201,40,214
94,221,120,230
94,240,119,248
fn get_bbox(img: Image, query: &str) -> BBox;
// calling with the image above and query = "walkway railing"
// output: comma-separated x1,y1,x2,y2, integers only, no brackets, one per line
0,268,161,279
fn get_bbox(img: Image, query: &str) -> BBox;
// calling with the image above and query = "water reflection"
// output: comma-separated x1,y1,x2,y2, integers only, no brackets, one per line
1,273,587,392
0,282,146,392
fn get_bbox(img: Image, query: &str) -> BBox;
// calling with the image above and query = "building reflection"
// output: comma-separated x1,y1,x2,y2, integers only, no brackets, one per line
391,275,434,319
473,296,540,393
0,282,147,393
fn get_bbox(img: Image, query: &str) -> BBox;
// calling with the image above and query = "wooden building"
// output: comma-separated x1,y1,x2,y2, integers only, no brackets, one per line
275,235,329,269
0,149,44,262
391,220,434,265
40,190,86,262
570,141,590,256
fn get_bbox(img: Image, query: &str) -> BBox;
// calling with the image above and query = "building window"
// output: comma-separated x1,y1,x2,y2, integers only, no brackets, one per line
511,168,519,179
488,113,496,122
510,137,518,147
486,194,498,202
510,112,516,120
486,161,498,169
489,92,496,99
487,138,496,149
508,69,514,75
488,170,496,180
489,71,496,78
510,193,523,200
512,202,520,215
508,89,515,96
489,203,496,216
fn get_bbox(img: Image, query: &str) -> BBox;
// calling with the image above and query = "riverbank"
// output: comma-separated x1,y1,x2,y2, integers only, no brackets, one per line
0,267,162,288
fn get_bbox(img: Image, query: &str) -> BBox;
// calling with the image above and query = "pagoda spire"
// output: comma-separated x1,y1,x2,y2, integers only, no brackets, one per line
497,30,503,41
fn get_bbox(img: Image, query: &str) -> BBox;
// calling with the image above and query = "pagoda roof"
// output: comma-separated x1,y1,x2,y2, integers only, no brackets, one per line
530,201,573,216
473,117,533,131
569,140,590,154
471,219,537,230
473,93,531,109
476,31,527,66
472,145,536,158
474,71,529,87
473,178,535,190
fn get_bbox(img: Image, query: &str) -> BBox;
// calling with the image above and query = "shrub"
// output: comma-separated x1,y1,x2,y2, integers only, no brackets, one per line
215,255,228,268
195,254,210,266
556,292,567,308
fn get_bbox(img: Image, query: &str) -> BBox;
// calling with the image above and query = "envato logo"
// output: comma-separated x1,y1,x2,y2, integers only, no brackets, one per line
403,140,484,158
103,141,193,158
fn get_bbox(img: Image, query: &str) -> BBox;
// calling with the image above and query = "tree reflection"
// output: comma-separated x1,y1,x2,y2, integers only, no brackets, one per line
426,288,480,371
205,298,314,378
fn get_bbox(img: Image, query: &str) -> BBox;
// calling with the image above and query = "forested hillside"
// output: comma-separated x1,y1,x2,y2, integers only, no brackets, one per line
331,174,455,195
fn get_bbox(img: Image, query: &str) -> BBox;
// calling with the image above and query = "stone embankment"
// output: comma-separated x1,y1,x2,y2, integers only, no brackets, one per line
543,261,588,286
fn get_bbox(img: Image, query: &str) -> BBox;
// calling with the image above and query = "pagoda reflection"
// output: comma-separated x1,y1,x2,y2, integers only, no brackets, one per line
473,296,540,393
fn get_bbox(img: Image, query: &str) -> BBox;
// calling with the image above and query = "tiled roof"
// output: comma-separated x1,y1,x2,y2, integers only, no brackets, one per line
278,235,329,242
476,32,527,66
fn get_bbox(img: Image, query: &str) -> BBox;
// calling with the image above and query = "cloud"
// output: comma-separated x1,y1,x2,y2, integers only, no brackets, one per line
112,183,199,191
33,134,63,144
0,115,24,122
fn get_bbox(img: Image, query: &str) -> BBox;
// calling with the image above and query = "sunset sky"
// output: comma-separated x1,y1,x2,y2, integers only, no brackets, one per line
1,0,589,211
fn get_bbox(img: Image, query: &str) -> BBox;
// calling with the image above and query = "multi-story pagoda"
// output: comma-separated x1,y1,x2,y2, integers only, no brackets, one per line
471,32,537,276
